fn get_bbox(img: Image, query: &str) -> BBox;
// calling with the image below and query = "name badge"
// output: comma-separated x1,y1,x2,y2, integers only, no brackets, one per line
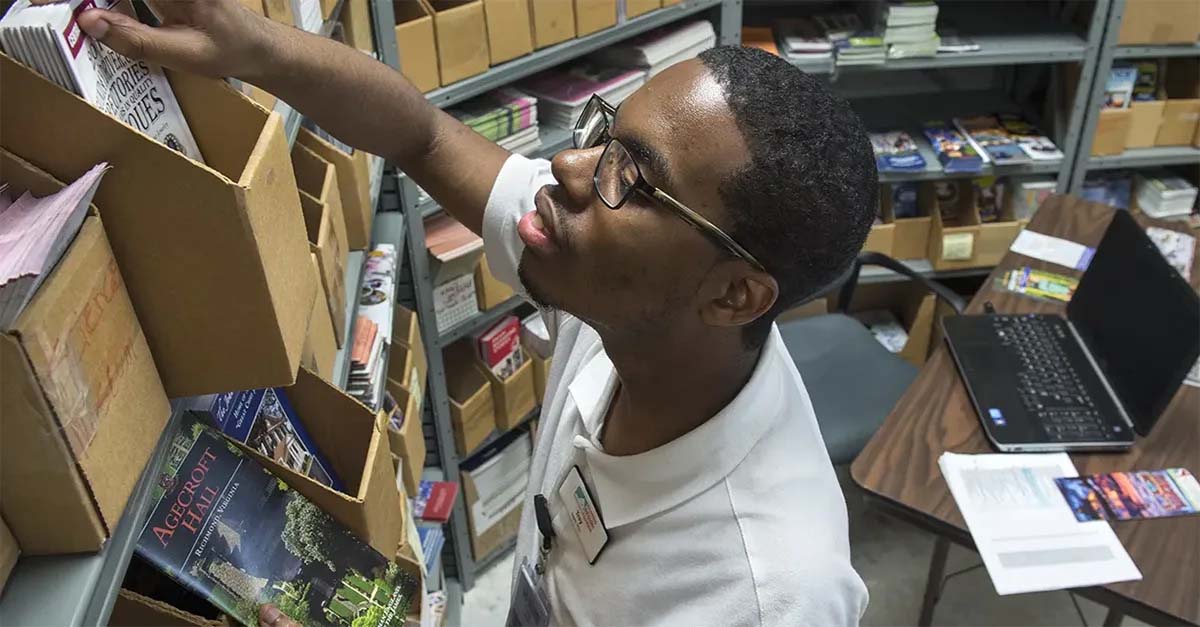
557,465,609,564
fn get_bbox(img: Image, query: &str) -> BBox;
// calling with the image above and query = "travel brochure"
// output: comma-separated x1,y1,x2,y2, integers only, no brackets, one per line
1056,468,1200,522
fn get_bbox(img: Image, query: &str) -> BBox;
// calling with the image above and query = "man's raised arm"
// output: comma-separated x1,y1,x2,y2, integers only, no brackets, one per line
78,0,506,234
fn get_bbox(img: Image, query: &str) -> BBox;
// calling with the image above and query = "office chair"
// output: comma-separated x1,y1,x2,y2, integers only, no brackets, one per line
779,252,967,465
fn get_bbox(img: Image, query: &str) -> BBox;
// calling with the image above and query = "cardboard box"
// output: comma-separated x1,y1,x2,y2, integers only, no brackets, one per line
262,0,296,26
624,0,659,19
109,589,226,627
0,168,170,554
891,184,933,261
927,181,983,271
1118,0,1200,45
485,356,537,430
863,189,897,256
1128,100,1166,148
394,0,441,91
460,430,530,559
236,368,404,557
343,0,377,53
427,0,490,85
392,305,429,410
1156,58,1200,146
463,480,522,560
475,254,516,310
297,128,375,251
529,0,575,48
320,0,339,19
446,342,498,455
389,341,429,411
526,344,553,400
302,252,339,380
0,515,17,596
294,144,350,346
385,378,426,495
575,0,616,36
840,282,936,366
1092,108,1133,156
2,55,315,396
483,0,534,65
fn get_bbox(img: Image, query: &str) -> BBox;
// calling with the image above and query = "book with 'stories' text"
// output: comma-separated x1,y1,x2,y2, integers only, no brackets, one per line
1,0,204,162
135,414,419,626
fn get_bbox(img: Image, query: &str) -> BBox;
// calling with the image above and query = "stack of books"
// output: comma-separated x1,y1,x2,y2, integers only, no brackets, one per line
813,13,885,67
922,121,984,174
0,0,204,162
348,244,397,410
870,131,927,171
413,480,460,524
776,18,834,62
0,163,106,328
997,113,1065,162
521,62,647,129
1135,170,1198,220
590,20,715,77
473,315,525,380
954,115,1031,166
882,1,939,59
451,88,542,156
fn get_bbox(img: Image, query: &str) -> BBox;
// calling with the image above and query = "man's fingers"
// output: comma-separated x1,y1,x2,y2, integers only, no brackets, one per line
78,9,215,74
258,604,301,627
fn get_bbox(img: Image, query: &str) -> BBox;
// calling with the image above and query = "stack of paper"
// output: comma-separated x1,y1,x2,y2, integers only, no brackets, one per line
348,244,397,409
521,62,647,129
883,1,939,59
0,163,107,329
0,0,204,162
1135,170,1198,220
775,18,833,62
590,20,715,77
451,88,543,156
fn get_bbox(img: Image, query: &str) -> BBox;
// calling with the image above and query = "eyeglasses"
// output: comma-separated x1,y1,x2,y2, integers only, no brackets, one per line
572,94,767,272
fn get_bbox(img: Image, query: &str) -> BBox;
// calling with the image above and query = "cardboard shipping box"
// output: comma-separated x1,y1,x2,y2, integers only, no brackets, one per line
476,254,516,310
1156,58,1200,146
294,143,350,345
385,378,427,496
1117,0,1200,45
2,55,315,397
297,128,375,251
529,0,575,48
838,282,936,366
302,253,339,380
427,0,490,84
483,0,534,65
1092,108,1133,156
394,0,441,91
446,341,499,455
624,0,659,19
575,0,616,36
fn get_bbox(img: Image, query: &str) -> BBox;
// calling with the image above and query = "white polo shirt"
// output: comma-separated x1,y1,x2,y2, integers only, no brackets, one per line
483,155,868,626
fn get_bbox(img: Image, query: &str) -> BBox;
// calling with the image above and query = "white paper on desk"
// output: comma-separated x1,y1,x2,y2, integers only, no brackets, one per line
938,452,1141,595
1010,230,1096,271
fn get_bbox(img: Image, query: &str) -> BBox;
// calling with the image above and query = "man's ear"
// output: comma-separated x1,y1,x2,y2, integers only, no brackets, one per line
699,262,778,329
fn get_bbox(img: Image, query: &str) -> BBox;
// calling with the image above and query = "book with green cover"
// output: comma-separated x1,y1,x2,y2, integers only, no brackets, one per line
450,87,538,142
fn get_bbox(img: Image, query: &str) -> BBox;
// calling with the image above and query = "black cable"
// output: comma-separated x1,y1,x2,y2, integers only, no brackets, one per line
937,562,986,597
1068,592,1089,627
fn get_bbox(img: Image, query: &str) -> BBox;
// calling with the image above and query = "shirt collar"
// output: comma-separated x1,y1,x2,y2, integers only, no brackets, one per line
565,326,790,528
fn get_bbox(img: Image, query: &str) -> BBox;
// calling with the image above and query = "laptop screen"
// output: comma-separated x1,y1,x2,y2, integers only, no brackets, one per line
1067,210,1200,435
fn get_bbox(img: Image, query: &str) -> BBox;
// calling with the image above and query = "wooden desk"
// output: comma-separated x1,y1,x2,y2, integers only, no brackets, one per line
851,196,1200,626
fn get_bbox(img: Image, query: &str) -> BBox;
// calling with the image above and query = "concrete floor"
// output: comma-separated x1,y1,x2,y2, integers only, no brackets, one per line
462,467,1148,627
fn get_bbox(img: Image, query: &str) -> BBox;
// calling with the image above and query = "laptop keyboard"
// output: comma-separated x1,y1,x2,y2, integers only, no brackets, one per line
993,315,1116,443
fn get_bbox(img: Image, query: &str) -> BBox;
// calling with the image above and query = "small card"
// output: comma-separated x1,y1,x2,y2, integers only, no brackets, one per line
1055,468,1200,522
557,466,609,564
1010,230,1095,271
997,267,1079,302
942,232,975,261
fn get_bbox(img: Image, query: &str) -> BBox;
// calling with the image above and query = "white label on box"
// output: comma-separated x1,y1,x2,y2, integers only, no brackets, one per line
409,367,423,413
942,232,975,261
434,273,480,332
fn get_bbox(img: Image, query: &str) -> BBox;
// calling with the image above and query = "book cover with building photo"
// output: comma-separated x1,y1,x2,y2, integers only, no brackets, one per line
136,414,418,627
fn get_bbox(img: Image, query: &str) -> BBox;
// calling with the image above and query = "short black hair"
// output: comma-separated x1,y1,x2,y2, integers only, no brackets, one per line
699,46,878,348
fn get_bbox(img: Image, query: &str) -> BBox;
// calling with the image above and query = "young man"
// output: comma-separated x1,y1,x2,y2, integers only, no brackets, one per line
80,2,877,624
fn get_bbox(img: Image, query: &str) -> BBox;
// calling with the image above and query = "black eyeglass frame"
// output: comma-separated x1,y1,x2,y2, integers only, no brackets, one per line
573,94,767,272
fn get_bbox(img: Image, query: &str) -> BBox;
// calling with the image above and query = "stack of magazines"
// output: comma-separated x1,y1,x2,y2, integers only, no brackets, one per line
0,163,107,328
348,244,397,410
450,88,542,156
922,121,983,174
775,18,833,62
882,1,939,59
590,20,715,77
870,131,927,171
0,0,204,162
521,62,647,129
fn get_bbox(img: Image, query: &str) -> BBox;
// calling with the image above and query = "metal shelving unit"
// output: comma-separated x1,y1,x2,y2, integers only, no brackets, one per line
1112,43,1200,59
1087,145,1200,170
790,31,1088,75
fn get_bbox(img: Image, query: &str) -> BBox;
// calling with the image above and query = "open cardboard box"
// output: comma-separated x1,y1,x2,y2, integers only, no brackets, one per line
229,368,404,557
394,0,441,91
459,429,528,559
476,254,516,310
887,183,933,260
0,515,16,595
0,150,171,554
863,188,897,256
297,127,375,251
837,282,936,366
1156,58,1200,146
484,355,537,430
343,0,377,53
262,0,296,25
927,181,984,271
294,143,349,346
426,0,490,85
445,341,498,455
1129,101,1166,148
392,304,429,410
385,377,427,496
109,588,228,627
483,0,534,65
575,0,616,36
974,181,1024,267
1093,108,1133,155
302,252,339,380
1118,0,1200,45
2,55,315,397
623,0,659,19
461,471,523,560
523,341,554,401
529,0,576,48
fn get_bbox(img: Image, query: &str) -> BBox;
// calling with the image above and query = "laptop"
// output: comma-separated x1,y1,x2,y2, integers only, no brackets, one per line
943,210,1200,452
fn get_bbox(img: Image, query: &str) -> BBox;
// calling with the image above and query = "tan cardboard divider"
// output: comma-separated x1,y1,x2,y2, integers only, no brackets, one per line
1,55,314,396
529,0,575,48
523,342,553,401
575,0,616,36
624,0,659,19
461,469,523,559
483,0,534,64
426,0,490,84
392,305,429,409
891,183,933,260
927,181,982,271
975,187,1023,267
302,252,339,380
1093,108,1133,155
235,368,403,557
295,142,350,345
394,0,441,91
1156,58,1200,146
344,0,377,52
262,0,296,25
297,127,375,250
385,378,426,495
864,187,897,256
1128,101,1166,148
445,342,498,455
109,589,227,626
475,254,516,310
1118,0,1200,45
838,282,936,366
485,357,536,430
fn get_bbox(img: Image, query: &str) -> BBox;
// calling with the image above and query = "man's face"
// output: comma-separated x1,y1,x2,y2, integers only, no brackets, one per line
517,60,753,336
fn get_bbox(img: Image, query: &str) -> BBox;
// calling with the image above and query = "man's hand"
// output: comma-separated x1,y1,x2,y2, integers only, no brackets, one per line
258,604,301,627
78,0,275,80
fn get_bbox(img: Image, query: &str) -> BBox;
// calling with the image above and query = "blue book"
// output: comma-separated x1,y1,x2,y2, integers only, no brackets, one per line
193,388,346,492
870,131,927,172
416,525,444,574
921,121,984,174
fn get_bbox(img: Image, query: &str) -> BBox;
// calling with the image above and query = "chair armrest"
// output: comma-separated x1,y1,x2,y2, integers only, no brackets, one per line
837,251,967,315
